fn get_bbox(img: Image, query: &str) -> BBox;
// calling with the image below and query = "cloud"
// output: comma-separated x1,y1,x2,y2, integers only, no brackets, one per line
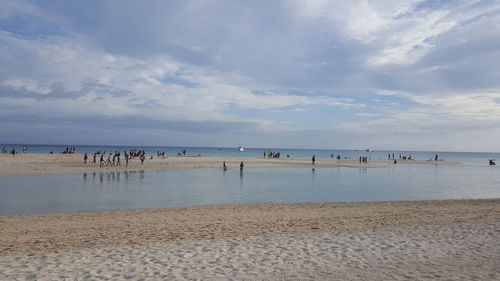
336,91,500,138
0,0,500,151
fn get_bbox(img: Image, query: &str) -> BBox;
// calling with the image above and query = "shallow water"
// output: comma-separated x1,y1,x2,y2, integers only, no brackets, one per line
1,164,499,215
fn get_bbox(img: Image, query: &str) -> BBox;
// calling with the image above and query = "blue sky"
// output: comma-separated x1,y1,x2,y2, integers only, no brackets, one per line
1,0,500,151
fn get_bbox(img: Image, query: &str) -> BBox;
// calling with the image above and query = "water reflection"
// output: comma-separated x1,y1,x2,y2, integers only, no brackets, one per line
311,168,316,187
89,170,145,184
1,166,500,216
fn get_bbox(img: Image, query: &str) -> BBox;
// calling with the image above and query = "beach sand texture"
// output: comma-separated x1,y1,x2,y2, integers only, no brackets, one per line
0,153,460,177
1,200,499,280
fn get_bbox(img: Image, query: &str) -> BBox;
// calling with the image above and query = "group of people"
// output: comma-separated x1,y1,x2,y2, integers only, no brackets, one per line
359,156,369,163
62,146,77,154
264,151,286,158
84,150,147,168
81,148,197,169
2,148,17,155
156,151,167,158
388,153,412,160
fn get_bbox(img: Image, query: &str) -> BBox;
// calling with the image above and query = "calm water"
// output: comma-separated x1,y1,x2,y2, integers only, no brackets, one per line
1,164,499,215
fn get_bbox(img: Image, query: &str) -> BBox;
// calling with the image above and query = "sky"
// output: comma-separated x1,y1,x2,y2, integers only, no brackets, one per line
1,0,500,152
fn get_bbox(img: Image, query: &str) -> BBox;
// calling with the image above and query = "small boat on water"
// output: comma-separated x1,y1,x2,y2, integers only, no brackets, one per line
365,148,373,152
238,146,244,152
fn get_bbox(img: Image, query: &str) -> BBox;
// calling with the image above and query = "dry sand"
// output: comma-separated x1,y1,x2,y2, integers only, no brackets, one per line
0,153,460,177
1,199,499,280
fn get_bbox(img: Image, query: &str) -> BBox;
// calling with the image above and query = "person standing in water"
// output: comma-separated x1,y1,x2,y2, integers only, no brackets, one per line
223,161,227,171
312,155,316,165
240,161,244,171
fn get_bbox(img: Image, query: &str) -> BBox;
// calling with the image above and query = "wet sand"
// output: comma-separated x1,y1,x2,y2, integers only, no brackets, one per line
1,199,499,280
0,153,460,177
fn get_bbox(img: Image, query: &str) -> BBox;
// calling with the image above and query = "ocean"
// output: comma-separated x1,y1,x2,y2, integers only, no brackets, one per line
1,144,499,165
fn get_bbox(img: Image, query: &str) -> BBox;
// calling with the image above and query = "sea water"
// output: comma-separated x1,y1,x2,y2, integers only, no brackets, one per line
0,164,499,215
1,144,499,165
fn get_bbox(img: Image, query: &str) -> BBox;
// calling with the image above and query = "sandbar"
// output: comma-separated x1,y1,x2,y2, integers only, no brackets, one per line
0,153,461,177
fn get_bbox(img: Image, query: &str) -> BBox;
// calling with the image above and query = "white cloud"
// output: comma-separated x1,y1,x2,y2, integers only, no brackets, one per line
0,27,361,127
336,91,500,138
1,0,500,150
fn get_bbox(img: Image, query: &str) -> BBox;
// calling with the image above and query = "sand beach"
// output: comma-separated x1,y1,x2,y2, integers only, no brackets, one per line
1,199,499,280
0,154,497,280
0,153,461,177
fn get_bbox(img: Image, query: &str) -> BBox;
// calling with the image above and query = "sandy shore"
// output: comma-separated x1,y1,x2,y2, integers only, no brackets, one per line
1,199,499,280
0,153,460,177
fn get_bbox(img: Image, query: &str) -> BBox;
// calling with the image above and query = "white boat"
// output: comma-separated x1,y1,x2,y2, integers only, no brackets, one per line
365,148,373,152
238,146,244,152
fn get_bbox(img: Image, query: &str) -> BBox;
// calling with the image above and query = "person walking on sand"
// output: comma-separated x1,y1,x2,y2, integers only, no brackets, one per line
124,151,129,167
99,154,104,168
106,153,112,167
240,161,244,171
140,154,145,164
84,153,88,164
312,155,316,165
223,161,227,171
93,153,97,164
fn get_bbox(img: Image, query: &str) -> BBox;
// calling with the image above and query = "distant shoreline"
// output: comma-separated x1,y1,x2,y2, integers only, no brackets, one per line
1,143,499,154
0,153,462,177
